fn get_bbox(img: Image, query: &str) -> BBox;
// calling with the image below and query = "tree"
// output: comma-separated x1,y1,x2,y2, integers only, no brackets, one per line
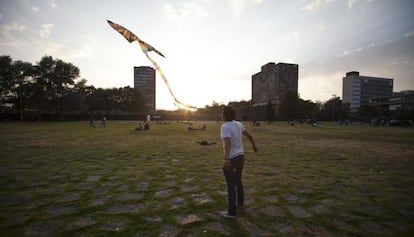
86,87,145,114
0,56,14,101
197,101,224,121
118,87,145,113
12,60,34,120
86,88,110,112
1,55,149,120
32,56,80,118
298,99,319,121
279,91,300,121
319,96,342,121
0,55,34,120
61,79,93,113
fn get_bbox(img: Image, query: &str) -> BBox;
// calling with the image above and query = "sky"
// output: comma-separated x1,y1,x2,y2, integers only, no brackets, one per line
1,0,413,110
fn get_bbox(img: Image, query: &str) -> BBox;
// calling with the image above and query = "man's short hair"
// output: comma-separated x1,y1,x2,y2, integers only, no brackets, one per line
222,106,236,121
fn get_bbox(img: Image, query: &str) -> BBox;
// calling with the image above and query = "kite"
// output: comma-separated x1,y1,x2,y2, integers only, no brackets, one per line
107,20,196,110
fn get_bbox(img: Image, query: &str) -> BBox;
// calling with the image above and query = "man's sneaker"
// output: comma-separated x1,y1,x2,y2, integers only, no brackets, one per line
220,211,236,219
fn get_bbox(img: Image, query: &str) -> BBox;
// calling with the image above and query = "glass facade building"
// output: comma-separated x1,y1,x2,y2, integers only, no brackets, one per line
134,66,156,114
342,71,393,112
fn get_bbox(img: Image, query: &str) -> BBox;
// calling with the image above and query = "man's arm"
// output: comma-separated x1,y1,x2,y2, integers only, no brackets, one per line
243,130,258,152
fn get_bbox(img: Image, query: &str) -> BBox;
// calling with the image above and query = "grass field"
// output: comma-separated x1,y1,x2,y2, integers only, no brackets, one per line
0,121,413,236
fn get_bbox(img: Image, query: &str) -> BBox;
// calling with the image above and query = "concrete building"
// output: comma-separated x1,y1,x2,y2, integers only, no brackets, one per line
370,90,414,111
342,71,393,112
251,62,298,108
134,66,155,113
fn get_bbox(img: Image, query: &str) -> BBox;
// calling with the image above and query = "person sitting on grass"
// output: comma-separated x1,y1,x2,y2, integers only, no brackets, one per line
188,124,207,131
144,122,150,130
135,122,144,131
135,121,150,131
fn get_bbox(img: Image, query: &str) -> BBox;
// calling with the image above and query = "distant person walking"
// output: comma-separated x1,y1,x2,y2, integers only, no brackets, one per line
89,115,94,128
101,116,107,127
220,106,258,218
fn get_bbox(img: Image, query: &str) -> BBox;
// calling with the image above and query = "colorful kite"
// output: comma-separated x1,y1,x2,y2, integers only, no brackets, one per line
107,20,196,110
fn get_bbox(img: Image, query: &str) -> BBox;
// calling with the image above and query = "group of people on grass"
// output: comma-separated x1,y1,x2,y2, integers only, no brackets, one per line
89,115,106,128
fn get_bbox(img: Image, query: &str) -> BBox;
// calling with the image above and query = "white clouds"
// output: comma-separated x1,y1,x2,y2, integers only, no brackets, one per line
2,21,27,32
42,36,97,61
32,6,40,13
300,0,333,11
300,0,373,12
162,1,209,24
389,59,414,66
405,31,414,37
40,24,54,37
347,0,358,8
368,43,377,48
49,0,58,8
338,46,364,57
162,0,263,21
226,0,264,16
226,0,247,16
71,37,97,59
299,72,343,101
285,30,301,44
347,0,374,9
316,21,326,31
0,21,28,48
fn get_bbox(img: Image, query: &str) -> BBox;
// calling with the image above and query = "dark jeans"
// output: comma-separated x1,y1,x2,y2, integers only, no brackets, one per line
223,155,244,216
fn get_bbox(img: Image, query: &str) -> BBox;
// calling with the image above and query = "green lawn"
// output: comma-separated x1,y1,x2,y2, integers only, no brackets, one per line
0,121,413,236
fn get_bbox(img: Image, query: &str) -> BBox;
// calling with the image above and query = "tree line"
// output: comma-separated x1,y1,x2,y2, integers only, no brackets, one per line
4,54,405,122
0,54,348,122
0,55,145,121
179,93,348,123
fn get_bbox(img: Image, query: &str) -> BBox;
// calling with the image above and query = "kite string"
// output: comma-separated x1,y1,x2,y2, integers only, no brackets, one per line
139,44,196,109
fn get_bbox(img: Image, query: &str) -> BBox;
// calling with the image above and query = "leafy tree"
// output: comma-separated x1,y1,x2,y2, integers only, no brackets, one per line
119,87,144,113
197,101,224,120
12,60,34,120
32,56,80,117
319,95,342,121
1,55,149,120
279,91,300,121
357,104,375,120
298,99,319,121
86,87,144,114
86,88,110,112
0,55,14,102
0,55,34,120
61,79,94,113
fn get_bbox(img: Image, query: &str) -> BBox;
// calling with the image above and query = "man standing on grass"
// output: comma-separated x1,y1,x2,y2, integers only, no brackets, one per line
220,106,258,218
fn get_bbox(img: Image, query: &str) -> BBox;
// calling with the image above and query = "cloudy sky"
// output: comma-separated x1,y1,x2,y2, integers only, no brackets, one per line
1,0,413,110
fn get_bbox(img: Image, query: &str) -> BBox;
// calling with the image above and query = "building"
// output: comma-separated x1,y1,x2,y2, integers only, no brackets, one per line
134,66,155,113
251,62,298,108
342,71,393,112
370,90,414,111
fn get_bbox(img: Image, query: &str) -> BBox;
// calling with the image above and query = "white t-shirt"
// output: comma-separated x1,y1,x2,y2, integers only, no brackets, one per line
221,120,245,159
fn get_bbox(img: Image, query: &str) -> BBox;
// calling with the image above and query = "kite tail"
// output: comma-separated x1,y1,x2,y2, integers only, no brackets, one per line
139,44,197,110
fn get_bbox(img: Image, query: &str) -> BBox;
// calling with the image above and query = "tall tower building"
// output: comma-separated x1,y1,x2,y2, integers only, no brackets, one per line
252,62,298,108
134,66,155,114
342,71,393,112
